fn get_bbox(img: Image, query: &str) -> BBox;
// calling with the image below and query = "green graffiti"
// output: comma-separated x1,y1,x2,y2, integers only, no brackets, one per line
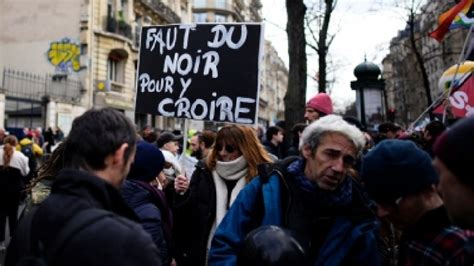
47,38,81,72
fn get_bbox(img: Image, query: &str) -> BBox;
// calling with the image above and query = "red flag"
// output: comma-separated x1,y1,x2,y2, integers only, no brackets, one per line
429,0,472,42
433,72,474,117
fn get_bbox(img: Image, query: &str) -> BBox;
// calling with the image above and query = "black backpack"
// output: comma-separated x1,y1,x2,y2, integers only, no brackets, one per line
20,144,37,181
20,144,34,162
7,207,115,266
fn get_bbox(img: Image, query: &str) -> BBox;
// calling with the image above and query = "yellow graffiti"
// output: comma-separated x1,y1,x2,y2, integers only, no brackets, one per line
47,39,81,72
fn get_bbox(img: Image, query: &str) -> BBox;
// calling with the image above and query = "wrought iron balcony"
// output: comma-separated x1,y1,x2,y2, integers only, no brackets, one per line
137,0,181,24
106,17,133,40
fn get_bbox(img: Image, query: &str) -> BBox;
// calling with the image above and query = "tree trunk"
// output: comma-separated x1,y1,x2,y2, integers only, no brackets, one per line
409,13,433,119
284,0,307,134
318,0,333,93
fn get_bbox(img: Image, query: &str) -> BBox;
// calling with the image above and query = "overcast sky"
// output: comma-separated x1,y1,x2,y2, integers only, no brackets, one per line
261,0,415,111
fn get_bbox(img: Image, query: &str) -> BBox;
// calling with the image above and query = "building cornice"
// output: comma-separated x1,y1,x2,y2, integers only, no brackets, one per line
94,29,139,53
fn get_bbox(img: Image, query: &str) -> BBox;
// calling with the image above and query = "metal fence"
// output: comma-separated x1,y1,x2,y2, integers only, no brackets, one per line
2,69,85,104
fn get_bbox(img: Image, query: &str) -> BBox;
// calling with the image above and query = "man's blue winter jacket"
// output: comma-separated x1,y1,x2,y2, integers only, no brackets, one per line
209,168,380,266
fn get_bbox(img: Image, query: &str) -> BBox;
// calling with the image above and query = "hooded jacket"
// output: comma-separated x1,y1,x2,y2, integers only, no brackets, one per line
5,168,162,266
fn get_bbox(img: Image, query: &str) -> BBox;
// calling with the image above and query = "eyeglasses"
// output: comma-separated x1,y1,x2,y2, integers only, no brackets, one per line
215,143,236,153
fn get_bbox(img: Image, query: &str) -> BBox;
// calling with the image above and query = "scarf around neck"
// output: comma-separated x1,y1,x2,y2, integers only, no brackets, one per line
287,158,352,209
207,156,248,251
215,155,248,180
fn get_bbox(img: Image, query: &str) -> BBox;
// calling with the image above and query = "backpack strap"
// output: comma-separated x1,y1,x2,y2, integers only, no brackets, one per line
46,208,115,265
258,156,300,183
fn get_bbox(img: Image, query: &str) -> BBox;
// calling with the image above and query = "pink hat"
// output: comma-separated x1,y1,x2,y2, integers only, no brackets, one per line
305,93,333,115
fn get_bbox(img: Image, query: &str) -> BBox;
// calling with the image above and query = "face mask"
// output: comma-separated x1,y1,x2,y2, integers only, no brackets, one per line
163,167,176,180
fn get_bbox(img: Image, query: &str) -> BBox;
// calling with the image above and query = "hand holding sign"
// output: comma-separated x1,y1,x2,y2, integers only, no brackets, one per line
174,175,189,195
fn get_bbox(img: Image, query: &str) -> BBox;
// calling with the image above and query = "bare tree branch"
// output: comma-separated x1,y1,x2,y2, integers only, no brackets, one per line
305,16,320,52
327,33,336,49
306,42,319,52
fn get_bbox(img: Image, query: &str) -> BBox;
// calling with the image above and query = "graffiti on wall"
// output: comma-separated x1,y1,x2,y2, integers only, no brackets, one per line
47,38,82,73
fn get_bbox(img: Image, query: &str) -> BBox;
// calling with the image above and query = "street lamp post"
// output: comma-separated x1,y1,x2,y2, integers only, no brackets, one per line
350,59,386,130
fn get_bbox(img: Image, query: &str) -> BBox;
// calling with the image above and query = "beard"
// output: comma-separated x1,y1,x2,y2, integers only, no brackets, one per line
191,149,203,160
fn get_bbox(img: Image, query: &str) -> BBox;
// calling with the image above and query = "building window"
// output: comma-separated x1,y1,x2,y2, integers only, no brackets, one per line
108,58,118,82
214,14,227,22
215,0,226,8
107,0,115,18
193,12,207,22
80,43,88,55
193,0,206,8
107,49,127,84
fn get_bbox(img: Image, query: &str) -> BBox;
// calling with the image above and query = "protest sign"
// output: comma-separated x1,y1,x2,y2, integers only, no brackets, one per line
135,23,263,124
179,154,198,181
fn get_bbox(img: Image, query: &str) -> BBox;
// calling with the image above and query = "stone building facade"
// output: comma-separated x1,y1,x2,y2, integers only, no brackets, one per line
382,0,467,127
0,0,287,134
0,0,191,134
260,40,287,126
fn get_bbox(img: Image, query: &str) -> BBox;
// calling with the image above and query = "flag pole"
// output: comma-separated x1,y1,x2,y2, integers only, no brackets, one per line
182,118,189,157
442,23,474,123
408,90,450,131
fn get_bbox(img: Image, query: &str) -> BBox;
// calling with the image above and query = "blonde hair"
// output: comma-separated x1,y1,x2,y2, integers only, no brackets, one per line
3,135,18,168
207,125,272,183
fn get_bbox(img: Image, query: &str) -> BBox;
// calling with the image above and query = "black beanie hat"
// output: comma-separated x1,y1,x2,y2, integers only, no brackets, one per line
434,116,474,188
361,139,439,203
127,140,165,182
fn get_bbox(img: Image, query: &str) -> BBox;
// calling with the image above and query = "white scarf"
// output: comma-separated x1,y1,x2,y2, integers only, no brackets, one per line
206,156,248,252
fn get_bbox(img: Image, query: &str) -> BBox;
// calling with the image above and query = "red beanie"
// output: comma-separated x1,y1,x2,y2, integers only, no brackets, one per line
305,93,333,115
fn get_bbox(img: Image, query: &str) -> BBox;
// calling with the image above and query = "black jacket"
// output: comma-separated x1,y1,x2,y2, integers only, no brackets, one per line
263,140,284,159
173,161,216,266
6,168,162,266
0,167,24,202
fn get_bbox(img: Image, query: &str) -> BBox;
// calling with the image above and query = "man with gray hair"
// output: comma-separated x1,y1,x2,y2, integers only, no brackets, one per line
208,115,379,265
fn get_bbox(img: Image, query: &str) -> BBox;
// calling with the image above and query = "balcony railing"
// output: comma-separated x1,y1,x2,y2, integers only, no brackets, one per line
138,0,181,24
106,17,133,40
2,69,85,104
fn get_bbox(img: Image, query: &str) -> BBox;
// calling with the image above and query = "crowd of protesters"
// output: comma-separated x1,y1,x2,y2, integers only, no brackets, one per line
0,91,473,265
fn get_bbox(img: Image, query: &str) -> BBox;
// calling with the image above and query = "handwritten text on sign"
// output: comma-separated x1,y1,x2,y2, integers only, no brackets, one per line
136,23,262,124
